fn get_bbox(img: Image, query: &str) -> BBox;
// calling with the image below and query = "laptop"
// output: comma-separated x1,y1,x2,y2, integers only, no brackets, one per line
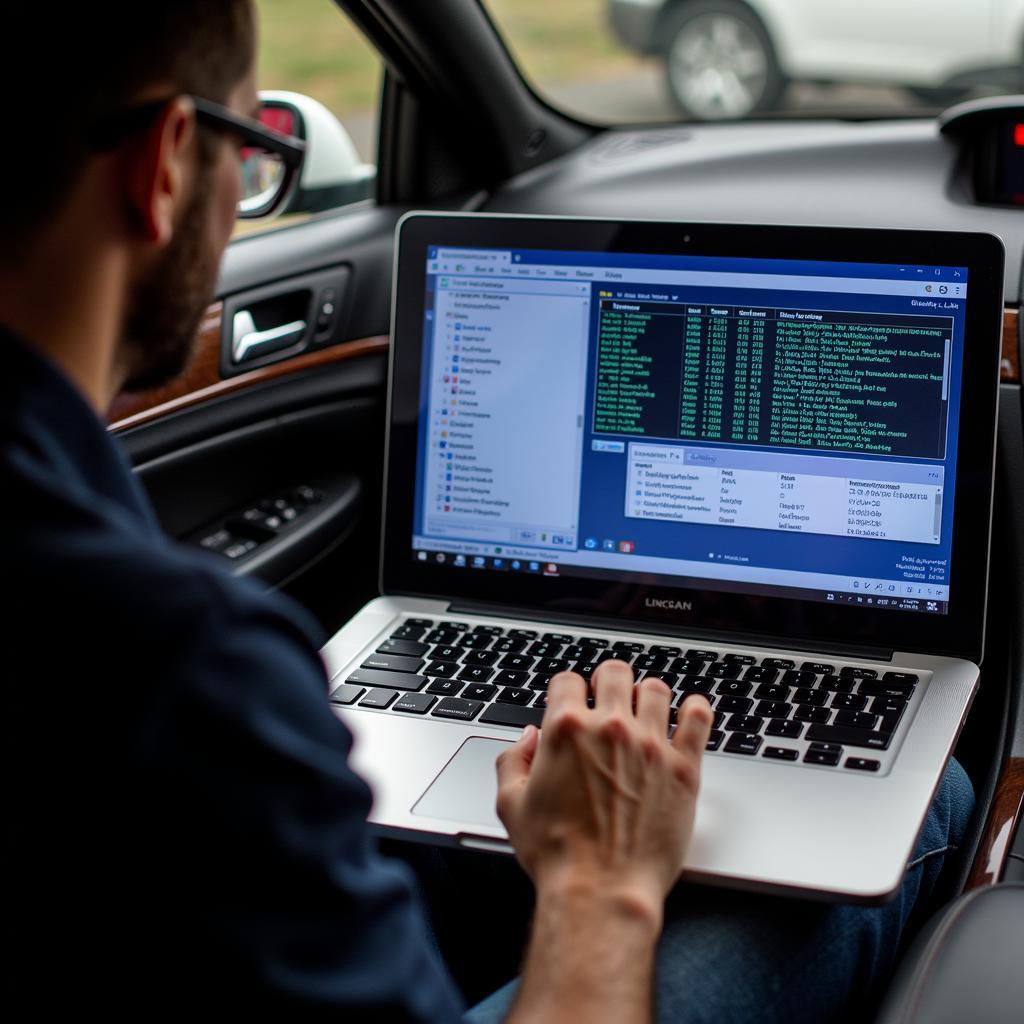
321,213,1003,903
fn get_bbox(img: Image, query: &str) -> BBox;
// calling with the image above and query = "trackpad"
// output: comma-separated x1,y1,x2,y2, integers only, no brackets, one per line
412,737,513,827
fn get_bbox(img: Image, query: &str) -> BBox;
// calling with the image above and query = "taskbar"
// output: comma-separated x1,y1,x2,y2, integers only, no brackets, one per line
411,548,949,615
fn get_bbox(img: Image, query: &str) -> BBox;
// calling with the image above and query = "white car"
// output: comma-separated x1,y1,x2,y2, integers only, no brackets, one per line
609,0,1024,119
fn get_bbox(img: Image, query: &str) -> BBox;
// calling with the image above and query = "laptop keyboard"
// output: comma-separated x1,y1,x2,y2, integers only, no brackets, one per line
330,617,923,773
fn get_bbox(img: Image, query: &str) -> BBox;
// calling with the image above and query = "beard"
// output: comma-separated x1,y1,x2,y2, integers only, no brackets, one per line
119,177,218,393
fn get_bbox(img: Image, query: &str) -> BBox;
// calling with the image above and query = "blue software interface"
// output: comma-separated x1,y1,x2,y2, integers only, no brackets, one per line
410,245,969,614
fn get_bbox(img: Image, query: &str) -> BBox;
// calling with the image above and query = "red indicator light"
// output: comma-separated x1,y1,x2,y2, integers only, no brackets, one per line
1014,123,1024,146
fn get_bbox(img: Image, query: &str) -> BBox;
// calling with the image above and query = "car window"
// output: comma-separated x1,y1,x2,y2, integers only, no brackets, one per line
235,0,382,238
483,0,1022,124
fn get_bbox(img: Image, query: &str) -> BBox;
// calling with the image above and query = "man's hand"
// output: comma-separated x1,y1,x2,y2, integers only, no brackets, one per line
494,660,713,1024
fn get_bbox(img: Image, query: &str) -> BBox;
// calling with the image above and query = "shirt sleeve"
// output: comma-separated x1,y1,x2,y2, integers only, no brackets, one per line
150,575,466,1019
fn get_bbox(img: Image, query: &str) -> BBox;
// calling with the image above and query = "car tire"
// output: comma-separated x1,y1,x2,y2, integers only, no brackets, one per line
660,0,784,121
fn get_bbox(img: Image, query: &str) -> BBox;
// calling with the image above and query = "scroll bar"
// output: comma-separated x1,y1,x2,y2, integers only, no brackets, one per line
933,490,943,539
942,337,951,400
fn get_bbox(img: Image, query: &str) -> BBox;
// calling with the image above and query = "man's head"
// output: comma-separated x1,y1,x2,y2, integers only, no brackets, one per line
1,2,257,396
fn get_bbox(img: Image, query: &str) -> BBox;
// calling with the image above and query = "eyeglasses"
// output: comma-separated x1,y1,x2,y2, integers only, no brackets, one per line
89,95,306,219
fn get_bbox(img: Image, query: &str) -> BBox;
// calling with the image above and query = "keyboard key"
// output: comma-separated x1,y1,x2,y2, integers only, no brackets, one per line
597,650,633,665
431,697,484,721
754,682,789,700
633,654,668,672
804,724,892,750
670,657,707,675
819,674,854,694
495,669,530,686
705,729,724,751
612,641,645,653
801,662,835,675
390,624,427,641
462,649,500,667
723,653,756,665
687,649,718,661
742,666,778,684
725,714,764,733
533,691,548,709
706,662,743,680
573,661,600,681
870,695,908,716
458,665,496,683
480,703,544,729
793,687,828,707
376,639,430,658
713,711,725,729
359,687,398,709
839,666,878,679
564,644,595,660
361,653,423,674
678,675,715,694
831,693,868,712
639,671,679,688
499,653,535,670
393,693,437,715
405,618,434,628
753,699,790,719
440,620,470,631
423,629,459,645
804,746,841,766
845,757,881,772
649,644,681,656
766,719,804,739
883,671,919,684
424,660,460,679
716,695,753,714
834,710,879,730
578,636,609,647
493,637,527,654
472,625,504,634
536,657,572,674
348,668,426,692
463,683,497,702
716,680,752,698
528,642,563,658
328,683,365,705
529,674,554,690
508,628,538,639
497,687,534,705
761,658,795,670
430,645,462,663
543,632,575,643
763,746,799,761
426,679,464,697
858,679,916,698
461,634,494,650
783,670,817,687
793,705,831,724
724,732,762,755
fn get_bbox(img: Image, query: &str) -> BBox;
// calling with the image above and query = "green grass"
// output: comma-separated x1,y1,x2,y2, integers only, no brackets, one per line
254,0,637,121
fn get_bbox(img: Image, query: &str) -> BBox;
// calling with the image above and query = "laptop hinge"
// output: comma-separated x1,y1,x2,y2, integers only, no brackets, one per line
447,600,895,663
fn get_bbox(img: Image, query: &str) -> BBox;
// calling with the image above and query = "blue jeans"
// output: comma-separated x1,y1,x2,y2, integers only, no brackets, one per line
465,758,974,1023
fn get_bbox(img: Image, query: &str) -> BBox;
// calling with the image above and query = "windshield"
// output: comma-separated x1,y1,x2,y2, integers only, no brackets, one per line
482,0,1023,124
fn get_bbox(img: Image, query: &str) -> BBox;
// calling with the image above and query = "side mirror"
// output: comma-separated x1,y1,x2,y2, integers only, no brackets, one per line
256,90,376,216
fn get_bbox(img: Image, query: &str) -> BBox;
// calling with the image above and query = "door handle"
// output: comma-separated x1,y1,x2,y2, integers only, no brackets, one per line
232,309,307,363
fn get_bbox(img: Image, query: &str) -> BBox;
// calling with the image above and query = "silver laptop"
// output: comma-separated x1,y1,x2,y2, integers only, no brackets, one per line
321,213,1003,903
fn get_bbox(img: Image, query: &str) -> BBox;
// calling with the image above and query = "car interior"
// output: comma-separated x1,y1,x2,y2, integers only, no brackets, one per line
106,1,1024,1017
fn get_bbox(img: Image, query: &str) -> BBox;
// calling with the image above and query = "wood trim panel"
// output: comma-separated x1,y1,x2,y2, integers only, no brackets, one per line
966,756,1024,889
1001,307,1019,384
107,294,387,432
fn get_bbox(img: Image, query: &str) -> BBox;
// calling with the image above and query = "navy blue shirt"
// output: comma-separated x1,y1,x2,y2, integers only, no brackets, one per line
3,329,464,1016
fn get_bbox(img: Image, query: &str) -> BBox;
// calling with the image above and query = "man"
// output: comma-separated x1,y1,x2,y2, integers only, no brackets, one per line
2,3,971,1019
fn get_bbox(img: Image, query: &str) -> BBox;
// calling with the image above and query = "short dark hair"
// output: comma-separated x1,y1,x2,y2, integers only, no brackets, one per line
0,1,255,258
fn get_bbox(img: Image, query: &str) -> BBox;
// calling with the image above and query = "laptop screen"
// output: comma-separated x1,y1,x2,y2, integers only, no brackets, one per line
409,244,969,617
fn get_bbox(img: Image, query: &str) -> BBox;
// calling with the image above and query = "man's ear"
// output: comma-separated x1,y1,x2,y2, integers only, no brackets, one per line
122,96,197,248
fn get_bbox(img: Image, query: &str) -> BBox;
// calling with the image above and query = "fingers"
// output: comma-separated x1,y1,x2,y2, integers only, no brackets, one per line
545,669,587,719
672,695,713,761
590,659,634,714
495,725,540,826
635,675,672,733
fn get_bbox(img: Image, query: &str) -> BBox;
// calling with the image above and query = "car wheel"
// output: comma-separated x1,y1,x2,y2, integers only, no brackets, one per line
661,0,783,121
